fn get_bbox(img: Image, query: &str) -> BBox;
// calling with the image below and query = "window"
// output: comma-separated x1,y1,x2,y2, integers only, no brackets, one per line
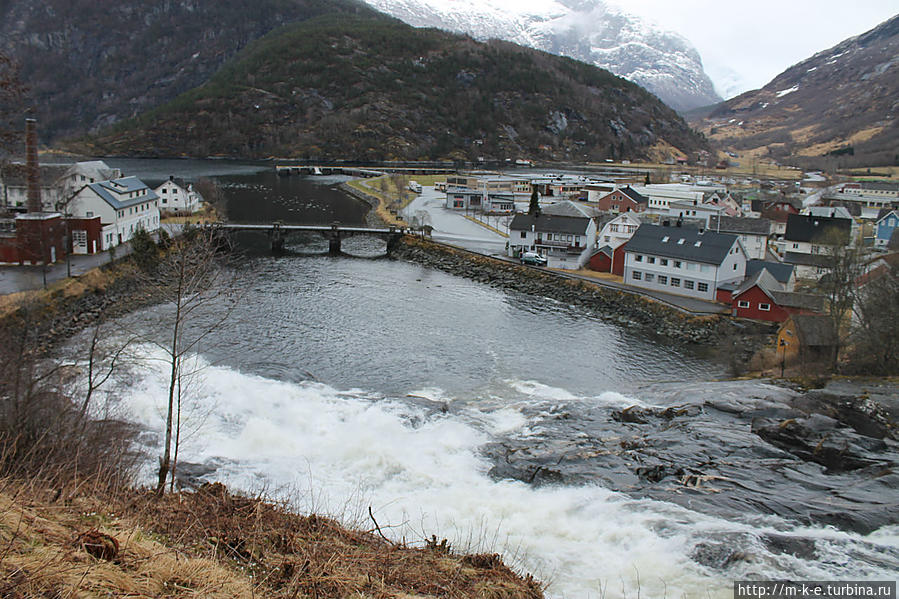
520,231,526,238
671,278,681,287
684,280,694,290
759,303,771,311
674,261,681,268
658,275,668,285
661,236,669,242
645,273,654,282
636,255,643,262
632,271,642,280
648,257,655,264
677,239,685,245
792,243,799,249
86,211,93,217
738,300,750,308
733,263,738,270
697,282,708,292
660,259,668,266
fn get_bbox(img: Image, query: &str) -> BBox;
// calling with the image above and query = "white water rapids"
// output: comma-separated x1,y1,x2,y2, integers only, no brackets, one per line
106,345,898,599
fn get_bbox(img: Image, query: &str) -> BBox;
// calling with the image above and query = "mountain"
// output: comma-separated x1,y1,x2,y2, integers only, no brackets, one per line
73,13,708,162
359,0,722,111
0,0,377,142
689,14,899,168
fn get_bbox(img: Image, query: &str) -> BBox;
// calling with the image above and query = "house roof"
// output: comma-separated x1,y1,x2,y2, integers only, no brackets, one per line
747,259,794,285
858,181,899,192
805,206,852,219
784,213,851,244
788,315,837,347
618,186,648,204
783,252,831,268
769,291,824,312
734,268,783,298
85,177,158,211
708,215,771,235
509,213,591,235
876,209,898,223
542,200,602,219
0,163,69,188
623,223,739,265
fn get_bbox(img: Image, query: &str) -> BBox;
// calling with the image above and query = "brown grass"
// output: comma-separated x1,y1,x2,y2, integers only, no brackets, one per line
0,480,544,598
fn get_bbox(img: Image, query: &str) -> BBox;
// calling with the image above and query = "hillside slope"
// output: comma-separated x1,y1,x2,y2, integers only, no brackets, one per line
0,0,376,142
689,14,899,167
75,14,708,162
361,0,722,111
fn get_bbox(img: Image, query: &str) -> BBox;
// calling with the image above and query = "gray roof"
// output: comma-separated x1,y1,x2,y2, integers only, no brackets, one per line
624,224,739,265
542,200,602,219
734,268,783,297
746,259,794,284
876,208,898,223
783,252,831,268
509,213,591,235
769,291,824,312
859,181,899,192
784,214,851,244
0,163,69,187
708,215,771,236
86,177,158,211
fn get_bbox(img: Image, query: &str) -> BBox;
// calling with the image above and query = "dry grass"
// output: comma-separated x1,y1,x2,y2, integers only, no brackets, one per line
0,480,544,599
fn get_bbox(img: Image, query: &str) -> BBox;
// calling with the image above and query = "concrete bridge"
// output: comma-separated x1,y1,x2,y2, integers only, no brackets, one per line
274,162,457,178
211,222,408,254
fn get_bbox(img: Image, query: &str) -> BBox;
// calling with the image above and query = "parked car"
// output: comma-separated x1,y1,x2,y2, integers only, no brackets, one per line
520,251,547,266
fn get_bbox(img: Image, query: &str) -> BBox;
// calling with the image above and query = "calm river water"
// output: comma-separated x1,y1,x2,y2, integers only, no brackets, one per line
94,159,898,598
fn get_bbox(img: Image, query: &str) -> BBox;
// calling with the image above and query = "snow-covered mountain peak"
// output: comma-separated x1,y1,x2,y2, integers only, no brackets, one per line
363,0,721,110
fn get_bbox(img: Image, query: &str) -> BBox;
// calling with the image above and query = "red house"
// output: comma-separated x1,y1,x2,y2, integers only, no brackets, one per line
595,186,647,213
588,243,627,275
732,268,823,322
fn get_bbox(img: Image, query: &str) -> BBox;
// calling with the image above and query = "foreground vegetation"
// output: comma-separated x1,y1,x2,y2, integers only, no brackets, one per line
0,234,544,598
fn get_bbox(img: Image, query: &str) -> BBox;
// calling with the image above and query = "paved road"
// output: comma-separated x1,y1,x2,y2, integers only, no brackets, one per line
0,224,181,295
402,186,508,255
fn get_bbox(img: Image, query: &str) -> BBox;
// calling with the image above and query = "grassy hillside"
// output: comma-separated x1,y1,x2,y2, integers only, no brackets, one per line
75,13,708,162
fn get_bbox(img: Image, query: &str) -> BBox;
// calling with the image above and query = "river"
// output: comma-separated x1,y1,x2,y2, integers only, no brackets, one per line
91,159,898,598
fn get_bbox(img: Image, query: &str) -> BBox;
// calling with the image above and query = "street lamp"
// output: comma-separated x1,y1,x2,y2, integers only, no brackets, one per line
779,338,787,378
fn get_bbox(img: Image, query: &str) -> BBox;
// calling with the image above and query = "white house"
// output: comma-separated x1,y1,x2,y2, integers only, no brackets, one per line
154,176,204,214
508,213,597,269
707,215,771,260
69,177,160,249
667,201,726,227
596,212,642,250
780,213,852,279
623,223,748,301
0,160,122,213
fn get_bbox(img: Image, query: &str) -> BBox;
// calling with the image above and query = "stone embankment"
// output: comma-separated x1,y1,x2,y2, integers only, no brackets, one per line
392,236,776,354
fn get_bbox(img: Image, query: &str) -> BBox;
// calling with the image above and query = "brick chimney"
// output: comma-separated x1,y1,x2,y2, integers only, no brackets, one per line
25,118,41,213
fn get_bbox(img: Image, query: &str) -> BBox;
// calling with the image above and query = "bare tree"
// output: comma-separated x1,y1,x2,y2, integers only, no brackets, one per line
194,177,226,221
134,227,241,495
815,229,864,368
848,260,899,374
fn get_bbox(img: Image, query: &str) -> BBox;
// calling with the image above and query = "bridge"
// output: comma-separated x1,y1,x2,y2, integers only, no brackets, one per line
274,162,457,178
211,223,409,254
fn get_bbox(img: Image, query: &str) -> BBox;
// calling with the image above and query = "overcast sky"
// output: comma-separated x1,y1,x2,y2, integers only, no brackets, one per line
612,0,897,98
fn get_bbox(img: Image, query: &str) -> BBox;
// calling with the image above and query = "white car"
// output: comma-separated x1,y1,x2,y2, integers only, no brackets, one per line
520,251,547,266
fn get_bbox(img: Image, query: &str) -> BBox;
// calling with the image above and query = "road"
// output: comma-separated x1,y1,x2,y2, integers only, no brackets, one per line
0,224,181,295
402,186,508,255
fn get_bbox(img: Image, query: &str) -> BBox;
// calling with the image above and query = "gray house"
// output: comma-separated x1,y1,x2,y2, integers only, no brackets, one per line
623,223,748,301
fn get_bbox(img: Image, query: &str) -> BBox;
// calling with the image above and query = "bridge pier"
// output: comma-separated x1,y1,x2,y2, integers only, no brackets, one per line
328,236,341,255
271,223,284,254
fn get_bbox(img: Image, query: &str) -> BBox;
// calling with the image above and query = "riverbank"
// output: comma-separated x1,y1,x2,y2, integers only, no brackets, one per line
0,479,543,598
391,235,776,358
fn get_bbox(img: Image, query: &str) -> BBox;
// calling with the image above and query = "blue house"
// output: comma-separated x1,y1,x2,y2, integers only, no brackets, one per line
875,209,899,248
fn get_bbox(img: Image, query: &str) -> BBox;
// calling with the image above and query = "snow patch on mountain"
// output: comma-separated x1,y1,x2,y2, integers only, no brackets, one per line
363,0,722,110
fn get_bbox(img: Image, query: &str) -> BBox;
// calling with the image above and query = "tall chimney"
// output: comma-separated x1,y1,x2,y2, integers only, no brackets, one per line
25,118,41,213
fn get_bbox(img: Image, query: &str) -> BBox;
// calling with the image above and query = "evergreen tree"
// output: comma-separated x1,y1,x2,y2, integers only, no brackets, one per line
528,186,541,217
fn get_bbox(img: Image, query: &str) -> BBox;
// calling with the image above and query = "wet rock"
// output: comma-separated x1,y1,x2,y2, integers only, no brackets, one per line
691,542,751,569
761,533,817,560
